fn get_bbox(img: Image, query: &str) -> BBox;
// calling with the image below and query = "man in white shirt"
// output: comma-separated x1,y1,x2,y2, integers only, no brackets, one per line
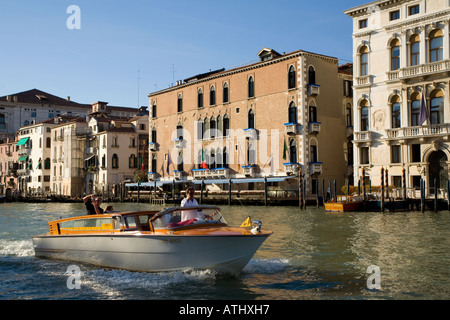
180,187,203,221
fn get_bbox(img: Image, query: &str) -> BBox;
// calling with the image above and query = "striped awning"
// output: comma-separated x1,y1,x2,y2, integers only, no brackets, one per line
18,156,28,162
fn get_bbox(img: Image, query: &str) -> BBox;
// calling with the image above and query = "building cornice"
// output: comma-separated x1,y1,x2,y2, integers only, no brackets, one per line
148,50,338,97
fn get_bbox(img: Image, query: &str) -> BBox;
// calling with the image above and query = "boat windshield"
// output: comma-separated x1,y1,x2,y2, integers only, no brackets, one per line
152,207,227,229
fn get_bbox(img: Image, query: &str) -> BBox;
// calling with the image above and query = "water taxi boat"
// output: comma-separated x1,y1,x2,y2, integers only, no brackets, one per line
32,206,271,274
324,195,363,212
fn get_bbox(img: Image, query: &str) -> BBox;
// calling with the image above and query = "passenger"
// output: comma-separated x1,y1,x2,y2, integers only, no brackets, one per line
83,194,104,215
180,187,203,221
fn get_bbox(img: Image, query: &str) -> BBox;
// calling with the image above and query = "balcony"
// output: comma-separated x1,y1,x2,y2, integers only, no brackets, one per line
193,168,208,179
149,142,157,151
18,148,30,156
307,84,320,96
17,169,28,176
309,162,323,175
354,75,372,88
173,170,185,180
354,131,372,145
147,172,159,181
173,138,185,149
284,123,298,135
283,162,300,175
385,124,450,143
208,167,230,179
400,60,450,82
308,122,321,134
242,165,256,177
244,128,257,140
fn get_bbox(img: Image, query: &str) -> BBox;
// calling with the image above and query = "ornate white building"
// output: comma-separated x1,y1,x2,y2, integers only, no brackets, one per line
345,0,450,196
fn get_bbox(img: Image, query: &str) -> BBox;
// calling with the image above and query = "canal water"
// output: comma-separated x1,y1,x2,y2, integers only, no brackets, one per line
0,201,448,300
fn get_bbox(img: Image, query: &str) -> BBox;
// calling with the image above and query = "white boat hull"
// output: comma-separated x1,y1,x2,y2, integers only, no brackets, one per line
32,233,269,274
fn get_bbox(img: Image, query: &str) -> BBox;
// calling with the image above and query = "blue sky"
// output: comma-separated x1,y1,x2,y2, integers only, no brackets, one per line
0,0,365,108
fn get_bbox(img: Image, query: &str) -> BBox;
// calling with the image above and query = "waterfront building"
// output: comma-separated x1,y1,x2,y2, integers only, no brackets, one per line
16,116,80,197
345,0,450,196
84,102,149,196
0,89,91,144
148,48,353,199
0,137,18,198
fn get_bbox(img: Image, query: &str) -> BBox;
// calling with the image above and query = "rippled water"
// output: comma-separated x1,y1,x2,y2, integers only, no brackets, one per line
0,201,449,300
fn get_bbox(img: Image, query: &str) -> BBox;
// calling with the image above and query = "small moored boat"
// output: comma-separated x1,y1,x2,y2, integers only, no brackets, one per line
32,206,272,274
324,195,363,212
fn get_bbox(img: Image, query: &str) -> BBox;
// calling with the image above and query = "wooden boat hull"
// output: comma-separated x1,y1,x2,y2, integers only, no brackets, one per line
32,230,270,274
324,202,361,212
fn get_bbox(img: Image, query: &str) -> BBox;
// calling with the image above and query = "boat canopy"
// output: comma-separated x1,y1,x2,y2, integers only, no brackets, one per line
151,206,226,230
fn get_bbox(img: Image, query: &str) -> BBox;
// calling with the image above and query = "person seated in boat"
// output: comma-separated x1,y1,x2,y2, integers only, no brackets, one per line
83,194,104,215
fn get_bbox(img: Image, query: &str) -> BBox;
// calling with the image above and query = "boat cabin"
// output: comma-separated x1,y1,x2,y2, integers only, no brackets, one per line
47,206,226,235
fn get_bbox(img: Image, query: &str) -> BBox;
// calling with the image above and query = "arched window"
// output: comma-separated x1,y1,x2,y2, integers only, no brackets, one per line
210,85,216,106
217,115,223,138
210,116,216,139
197,88,204,109
102,155,106,167
151,154,157,173
223,147,229,168
430,90,444,125
129,154,136,168
177,93,183,113
410,34,420,66
360,100,369,131
360,46,369,76
429,29,443,62
248,109,255,129
204,117,209,140
308,66,316,85
151,127,157,143
223,82,229,103
410,92,421,126
391,95,401,128
223,114,230,137
248,76,255,98
309,103,317,123
176,123,183,141
46,137,51,148
177,150,183,172
289,139,297,163
390,39,400,70
152,101,157,118
197,118,204,140
44,158,51,170
288,65,296,89
346,103,352,127
112,154,119,169
288,102,297,123
216,147,223,168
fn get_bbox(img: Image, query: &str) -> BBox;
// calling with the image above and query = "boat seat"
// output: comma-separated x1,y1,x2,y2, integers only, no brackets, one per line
169,215,181,223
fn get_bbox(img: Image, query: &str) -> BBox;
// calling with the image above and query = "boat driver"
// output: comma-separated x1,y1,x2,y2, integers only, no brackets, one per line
180,187,204,221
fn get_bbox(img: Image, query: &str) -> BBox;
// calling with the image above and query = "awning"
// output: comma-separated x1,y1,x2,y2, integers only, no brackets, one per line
84,154,95,161
18,156,28,162
16,137,29,146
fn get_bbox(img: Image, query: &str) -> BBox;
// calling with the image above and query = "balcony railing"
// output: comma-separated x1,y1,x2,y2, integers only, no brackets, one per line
149,142,157,151
284,123,298,135
244,128,257,140
148,172,158,181
242,165,256,177
309,162,323,175
308,122,321,134
283,162,300,175
85,147,97,154
385,124,450,141
193,168,208,179
208,167,230,179
387,60,450,82
354,131,372,143
173,170,185,180
307,84,320,96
